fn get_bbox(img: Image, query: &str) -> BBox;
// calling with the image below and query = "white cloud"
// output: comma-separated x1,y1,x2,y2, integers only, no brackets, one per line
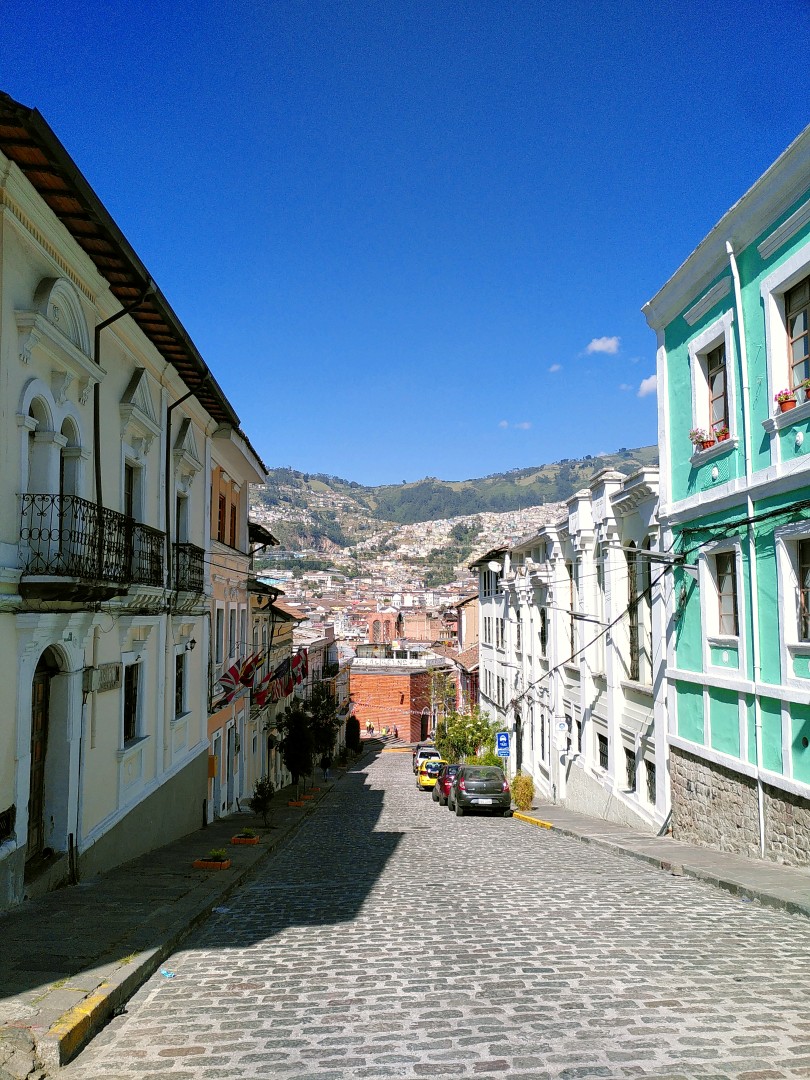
618,383,633,392
514,421,532,430
498,419,509,428
549,363,561,373
638,374,657,398
586,336,620,355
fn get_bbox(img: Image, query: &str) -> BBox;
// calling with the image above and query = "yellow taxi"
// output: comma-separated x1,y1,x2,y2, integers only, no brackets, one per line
416,757,447,791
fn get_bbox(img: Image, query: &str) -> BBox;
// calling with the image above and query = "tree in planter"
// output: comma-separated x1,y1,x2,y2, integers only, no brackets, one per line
247,775,275,827
277,698,314,798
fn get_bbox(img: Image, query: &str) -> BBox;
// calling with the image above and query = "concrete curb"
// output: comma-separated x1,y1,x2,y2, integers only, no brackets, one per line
23,789,330,1072
513,812,810,921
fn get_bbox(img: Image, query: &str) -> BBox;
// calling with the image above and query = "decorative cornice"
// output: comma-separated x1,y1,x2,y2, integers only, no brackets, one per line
683,278,731,327
757,195,810,260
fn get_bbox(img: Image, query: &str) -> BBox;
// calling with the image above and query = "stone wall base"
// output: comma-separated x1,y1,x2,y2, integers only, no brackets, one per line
671,746,810,867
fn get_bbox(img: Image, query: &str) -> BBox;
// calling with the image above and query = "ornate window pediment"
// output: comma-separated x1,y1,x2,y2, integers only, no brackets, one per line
120,368,160,459
173,418,203,491
16,277,101,405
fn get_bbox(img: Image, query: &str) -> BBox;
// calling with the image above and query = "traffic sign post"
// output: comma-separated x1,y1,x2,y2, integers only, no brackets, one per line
496,731,510,758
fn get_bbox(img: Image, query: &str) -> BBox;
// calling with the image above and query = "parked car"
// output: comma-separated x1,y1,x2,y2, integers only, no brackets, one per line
412,744,441,774
448,765,511,817
432,763,460,805
416,758,446,791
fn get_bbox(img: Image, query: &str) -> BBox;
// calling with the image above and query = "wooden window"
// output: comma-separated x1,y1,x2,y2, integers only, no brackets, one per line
567,562,575,654
627,543,640,680
707,343,728,432
787,276,810,390
124,463,136,520
799,539,810,641
228,607,236,660
217,494,227,542
229,502,237,548
539,607,547,656
515,619,521,652
215,608,224,665
174,652,185,717
123,663,139,744
715,552,739,636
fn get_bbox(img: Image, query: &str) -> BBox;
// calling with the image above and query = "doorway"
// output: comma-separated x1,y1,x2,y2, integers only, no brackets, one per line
27,651,58,862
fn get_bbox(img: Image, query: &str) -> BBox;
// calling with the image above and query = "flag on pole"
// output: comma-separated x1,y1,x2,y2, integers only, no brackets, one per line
217,659,243,704
240,652,263,688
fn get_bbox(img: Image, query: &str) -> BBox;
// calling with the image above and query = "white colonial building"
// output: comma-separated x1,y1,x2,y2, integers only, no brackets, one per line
0,92,265,907
473,468,669,832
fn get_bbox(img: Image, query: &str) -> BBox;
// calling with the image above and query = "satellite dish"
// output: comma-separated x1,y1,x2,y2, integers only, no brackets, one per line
487,560,502,572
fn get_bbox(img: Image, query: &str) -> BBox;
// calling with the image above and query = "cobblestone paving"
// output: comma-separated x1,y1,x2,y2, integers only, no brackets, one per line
63,752,810,1079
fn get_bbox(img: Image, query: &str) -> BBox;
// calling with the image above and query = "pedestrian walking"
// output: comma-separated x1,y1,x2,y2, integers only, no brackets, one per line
320,754,332,781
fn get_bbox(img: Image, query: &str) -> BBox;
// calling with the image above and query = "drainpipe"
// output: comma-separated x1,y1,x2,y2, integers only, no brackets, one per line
726,240,766,858
92,283,153,573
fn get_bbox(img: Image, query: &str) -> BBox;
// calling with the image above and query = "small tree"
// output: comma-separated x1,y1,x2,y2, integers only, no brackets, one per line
248,775,275,827
309,681,341,763
277,699,314,797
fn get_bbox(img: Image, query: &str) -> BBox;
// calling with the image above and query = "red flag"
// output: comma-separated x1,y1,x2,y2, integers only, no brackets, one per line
217,659,242,704
240,652,263,688
254,669,273,708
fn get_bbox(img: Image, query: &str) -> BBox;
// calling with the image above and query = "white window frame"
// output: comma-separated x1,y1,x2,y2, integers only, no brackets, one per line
698,538,745,671
762,247,810,431
687,309,739,462
775,520,810,689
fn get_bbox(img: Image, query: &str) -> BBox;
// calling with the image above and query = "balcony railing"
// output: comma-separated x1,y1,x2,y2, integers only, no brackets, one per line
20,493,166,589
174,542,205,593
132,522,164,586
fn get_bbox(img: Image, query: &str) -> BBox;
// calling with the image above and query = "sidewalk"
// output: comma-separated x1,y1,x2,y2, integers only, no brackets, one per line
514,802,810,919
0,773,340,1080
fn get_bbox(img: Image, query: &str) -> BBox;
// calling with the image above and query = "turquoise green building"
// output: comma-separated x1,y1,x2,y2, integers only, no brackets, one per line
644,125,810,866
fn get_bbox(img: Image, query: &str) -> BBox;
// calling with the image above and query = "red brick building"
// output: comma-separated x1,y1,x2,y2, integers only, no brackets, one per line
349,664,434,742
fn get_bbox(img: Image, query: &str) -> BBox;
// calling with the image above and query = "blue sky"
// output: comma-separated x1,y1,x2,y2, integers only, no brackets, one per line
3,1,809,485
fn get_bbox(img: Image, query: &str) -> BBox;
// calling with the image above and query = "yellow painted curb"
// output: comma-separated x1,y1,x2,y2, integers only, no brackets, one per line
513,812,553,829
47,988,110,1064
382,747,412,753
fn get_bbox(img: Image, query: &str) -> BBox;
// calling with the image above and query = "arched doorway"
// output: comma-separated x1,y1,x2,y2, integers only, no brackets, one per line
28,649,59,862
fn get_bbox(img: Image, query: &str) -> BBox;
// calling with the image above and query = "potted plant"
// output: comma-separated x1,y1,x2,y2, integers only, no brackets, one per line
193,847,231,870
775,388,797,412
231,827,259,846
689,427,715,450
713,425,730,442
799,377,810,401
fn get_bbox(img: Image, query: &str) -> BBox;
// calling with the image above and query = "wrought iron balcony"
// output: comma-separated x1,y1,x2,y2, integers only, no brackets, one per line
173,542,205,593
19,493,166,600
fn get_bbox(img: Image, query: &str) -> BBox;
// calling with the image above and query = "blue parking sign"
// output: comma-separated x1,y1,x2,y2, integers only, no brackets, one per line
496,731,510,757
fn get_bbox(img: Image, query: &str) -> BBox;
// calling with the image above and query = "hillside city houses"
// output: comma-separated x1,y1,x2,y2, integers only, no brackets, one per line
1,95,809,911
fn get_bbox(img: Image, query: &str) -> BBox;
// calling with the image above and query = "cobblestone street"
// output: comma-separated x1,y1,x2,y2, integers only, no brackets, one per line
63,750,810,1080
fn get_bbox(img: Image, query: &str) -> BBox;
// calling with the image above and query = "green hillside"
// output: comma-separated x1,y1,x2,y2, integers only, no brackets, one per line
258,446,658,527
